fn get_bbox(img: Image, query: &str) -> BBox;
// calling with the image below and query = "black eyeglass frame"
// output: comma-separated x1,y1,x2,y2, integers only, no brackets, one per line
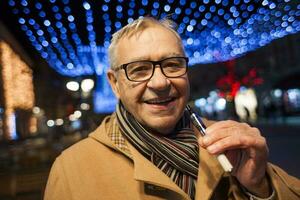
115,56,189,82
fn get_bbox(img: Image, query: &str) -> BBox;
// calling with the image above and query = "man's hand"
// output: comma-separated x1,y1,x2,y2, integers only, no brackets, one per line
198,120,271,197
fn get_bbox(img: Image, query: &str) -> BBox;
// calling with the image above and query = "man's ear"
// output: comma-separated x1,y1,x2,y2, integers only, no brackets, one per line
107,69,120,99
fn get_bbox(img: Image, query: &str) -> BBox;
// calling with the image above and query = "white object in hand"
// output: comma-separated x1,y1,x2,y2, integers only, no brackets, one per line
217,154,233,172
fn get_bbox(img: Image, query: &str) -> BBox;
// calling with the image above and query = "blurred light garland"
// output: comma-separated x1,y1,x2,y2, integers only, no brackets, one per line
6,0,300,113
7,0,300,76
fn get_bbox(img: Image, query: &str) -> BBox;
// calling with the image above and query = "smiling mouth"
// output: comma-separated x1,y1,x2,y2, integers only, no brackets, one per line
144,97,176,105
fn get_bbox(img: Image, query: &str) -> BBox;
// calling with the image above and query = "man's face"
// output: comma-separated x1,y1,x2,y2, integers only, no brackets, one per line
108,25,190,135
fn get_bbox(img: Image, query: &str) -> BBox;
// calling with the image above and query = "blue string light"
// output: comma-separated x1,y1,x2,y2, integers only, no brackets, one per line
142,0,148,6
6,1,300,112
129,1,135,9
153,2,159,9
175,7,181,15
164,5,171,12
21,0,28,7
151,9,158,16
139,9,145,15
83,2,91,10
8,0,15,7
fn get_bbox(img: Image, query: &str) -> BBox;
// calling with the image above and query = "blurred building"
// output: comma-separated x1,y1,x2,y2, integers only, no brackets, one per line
0,23,35,140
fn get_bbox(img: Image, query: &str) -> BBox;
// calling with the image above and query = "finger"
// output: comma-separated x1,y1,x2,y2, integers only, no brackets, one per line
205,133,264,155
204,124,261,147
198,135,225,148
225,149,242,171
202,126,239,147
206,120,248,135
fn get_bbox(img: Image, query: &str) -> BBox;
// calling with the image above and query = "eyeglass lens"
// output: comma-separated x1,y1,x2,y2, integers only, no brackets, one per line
125,57,187,81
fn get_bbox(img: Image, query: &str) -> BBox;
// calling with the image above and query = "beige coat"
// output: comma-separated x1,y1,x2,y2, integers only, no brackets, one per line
44,116,300,200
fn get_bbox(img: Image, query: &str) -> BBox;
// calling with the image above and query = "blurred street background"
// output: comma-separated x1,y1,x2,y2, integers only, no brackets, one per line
0,0,300,199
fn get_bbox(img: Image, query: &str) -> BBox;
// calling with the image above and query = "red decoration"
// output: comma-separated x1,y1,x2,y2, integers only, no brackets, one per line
216,60,263,99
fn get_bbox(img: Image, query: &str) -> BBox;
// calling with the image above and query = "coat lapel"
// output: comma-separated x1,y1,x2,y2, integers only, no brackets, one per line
90,119,190,199
129,143,191,200
193,121,225,200
91,115,225,200
195,146,225,200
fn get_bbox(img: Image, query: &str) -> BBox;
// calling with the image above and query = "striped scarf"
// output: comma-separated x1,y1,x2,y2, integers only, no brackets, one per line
116,102,199,199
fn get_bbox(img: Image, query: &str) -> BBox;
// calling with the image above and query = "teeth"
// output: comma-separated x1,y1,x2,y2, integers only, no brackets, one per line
146,97,173,104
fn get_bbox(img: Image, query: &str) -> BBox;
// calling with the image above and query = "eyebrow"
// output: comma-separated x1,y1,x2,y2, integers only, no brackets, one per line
128,53,185,62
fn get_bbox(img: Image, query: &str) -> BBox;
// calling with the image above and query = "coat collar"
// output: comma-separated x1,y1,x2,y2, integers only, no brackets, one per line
129,141,191,199
89,115,225,200
195,146,225,200
192,124,225,200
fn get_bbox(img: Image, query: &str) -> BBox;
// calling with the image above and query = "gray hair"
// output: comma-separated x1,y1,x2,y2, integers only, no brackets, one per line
108,17,184,70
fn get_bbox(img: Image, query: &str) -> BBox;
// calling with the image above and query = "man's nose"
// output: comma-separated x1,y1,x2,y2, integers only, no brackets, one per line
147,66,170,91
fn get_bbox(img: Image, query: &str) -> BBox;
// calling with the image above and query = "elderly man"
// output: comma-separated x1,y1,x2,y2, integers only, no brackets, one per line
44,17,300,200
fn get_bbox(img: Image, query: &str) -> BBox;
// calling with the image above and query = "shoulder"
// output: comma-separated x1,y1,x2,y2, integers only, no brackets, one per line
61,137,98,156
60,114,116,158
267,163,300,199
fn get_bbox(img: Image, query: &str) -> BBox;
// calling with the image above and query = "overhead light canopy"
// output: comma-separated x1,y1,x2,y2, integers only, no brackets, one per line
6,0,300,77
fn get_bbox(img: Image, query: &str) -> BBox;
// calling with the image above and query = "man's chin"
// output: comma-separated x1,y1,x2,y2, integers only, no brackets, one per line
150,128,174,135
145,122,177,135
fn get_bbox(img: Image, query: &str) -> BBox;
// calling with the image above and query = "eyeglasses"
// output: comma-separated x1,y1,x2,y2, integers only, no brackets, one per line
115,56,188,82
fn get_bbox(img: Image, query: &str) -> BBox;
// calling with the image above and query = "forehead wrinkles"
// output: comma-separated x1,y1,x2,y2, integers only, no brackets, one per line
128,25,181,43
116,26,184,62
